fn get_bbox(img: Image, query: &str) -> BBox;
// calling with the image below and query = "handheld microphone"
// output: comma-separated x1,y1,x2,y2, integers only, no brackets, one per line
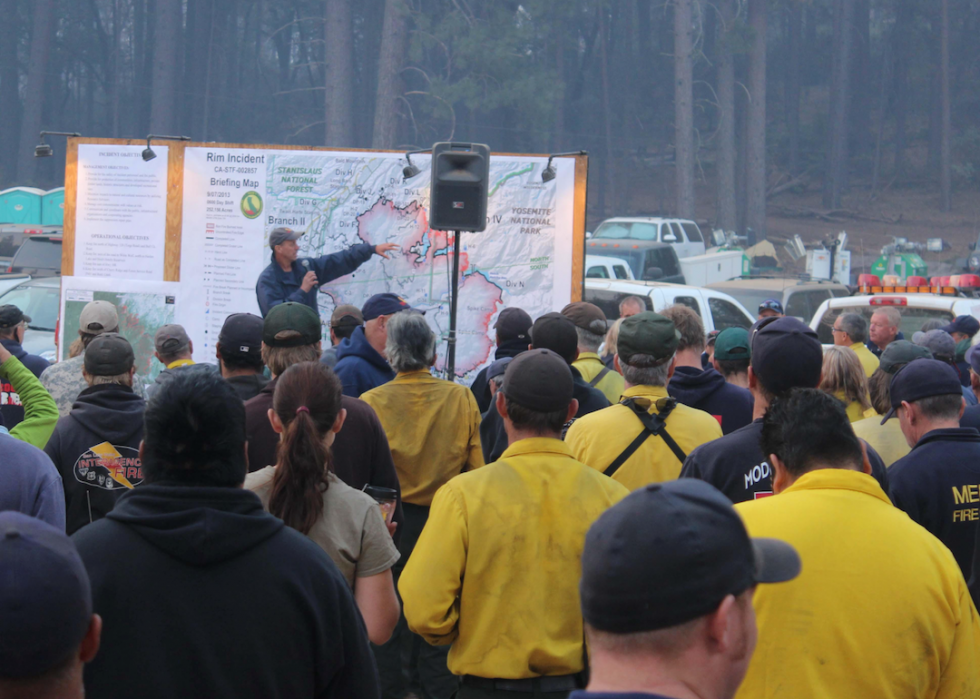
301,259,319,289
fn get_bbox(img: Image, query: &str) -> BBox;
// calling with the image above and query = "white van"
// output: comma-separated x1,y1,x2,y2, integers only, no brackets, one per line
589,217,707,259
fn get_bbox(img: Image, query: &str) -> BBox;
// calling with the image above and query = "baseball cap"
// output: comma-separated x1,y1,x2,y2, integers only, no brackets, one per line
485,356,513,382
713,327,751,361
941,315,980,338
879,340,931,375
263,302,322,348
84,332,135,376
912,329,955,362
218,313,264,357
0,305,29,329
154,324,191,354
580,479,800,634
330,304,364,329
617,311,680,366
706,330,721,347
362,293,413,321
758,299,784,315
494,307,533,343
529,312,578,364
881,358,963,424
561,302,608,336
502,348,574,413
269,227,303,249
967,344,980,375
750,317,822,395
0,511,92,678
78,300,119,334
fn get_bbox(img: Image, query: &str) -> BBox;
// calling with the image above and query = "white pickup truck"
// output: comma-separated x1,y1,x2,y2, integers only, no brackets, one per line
585,279,755,331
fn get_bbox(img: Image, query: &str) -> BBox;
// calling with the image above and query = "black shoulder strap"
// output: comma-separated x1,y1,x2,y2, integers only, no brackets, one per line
603,397,687,478
588,366,610,388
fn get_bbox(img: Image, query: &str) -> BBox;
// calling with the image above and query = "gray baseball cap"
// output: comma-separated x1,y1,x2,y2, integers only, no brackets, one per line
154,324,191,354
912,329,955,362
269,227,303,249
79,300,119,334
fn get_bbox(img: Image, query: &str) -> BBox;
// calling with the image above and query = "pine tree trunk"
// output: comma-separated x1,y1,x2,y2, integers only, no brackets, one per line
150,0,182,135
745,0,767,240
893,0,910,177
324,0,354,147
823,0,852,209
715,0,737,232
851,0,871,158
940,0,952,211
16,0,55,185
372,0,409,148
674,0,695,219
785,1,801,174
0,0,21,186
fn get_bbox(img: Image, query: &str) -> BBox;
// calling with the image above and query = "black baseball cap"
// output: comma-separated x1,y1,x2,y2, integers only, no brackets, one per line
502,348,574,413
529,312,578,364
879,340,931,375
218,313,264,357
494,307,532,343
758,299,784,315
362,293,414,321
269,227,303,249
0,511,93,678
486,356,513,382
941,315,980,338
881,358,963,424
84,332,135,376
750,317,822,395
0,305,29,329
581,479,800,634
263,302,322,347
617,311,679,366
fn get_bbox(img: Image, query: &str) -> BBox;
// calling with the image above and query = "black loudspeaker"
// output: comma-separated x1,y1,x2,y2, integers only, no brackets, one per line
429,142,490,232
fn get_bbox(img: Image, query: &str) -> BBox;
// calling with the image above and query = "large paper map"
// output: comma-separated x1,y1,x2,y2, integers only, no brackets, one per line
180,148,577,382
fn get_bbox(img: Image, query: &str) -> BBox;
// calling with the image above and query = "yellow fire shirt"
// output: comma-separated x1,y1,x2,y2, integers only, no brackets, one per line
361,369,484,506
565,385,723,490
572,353,625,404
399,438,629,679
734,469,980,699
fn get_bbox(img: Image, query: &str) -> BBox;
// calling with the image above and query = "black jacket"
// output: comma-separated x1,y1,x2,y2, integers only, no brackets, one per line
44,384,145,535
73,484,379,699
680,418,892,503
889,427,980,578
667,365,754,435
470,339,528,414
480,366,610,463
224,373,270,402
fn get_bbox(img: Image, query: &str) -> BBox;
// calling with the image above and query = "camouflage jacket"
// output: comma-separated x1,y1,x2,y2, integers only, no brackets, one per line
40,354,149,418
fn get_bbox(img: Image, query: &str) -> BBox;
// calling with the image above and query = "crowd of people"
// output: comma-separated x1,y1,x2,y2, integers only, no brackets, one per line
1,281,980,699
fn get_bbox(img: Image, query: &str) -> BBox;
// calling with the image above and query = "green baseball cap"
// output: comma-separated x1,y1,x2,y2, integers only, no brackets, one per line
714,328,751,361
263,302,322,347
879,340,931,375
617,312,680,366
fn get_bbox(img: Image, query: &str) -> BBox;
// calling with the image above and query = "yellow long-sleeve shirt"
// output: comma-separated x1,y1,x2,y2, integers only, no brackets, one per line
361,369,483,506
849,341,880,378
565,384,723,490
852,414,910,466
735,469,980,699
399,438,629,679
572,353,624,404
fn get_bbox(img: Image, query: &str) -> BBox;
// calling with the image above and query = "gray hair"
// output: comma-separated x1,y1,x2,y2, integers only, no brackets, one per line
621,352,674,387
872,306,901,327
386,312,436,373
619,295,647,315
489,375,505,390
839,313,867,343
576,326,605,353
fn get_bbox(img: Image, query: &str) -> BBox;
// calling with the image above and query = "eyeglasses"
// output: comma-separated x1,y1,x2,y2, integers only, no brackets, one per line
832,326,844,333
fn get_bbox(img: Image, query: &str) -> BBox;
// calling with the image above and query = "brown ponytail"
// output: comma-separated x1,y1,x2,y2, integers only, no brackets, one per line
268,362,344,534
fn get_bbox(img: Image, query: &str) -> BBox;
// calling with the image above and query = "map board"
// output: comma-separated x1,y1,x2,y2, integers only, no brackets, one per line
62,139,587,382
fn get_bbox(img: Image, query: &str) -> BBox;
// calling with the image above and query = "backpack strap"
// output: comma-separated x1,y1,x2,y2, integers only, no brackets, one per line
603,397,687,478
588,366,610,388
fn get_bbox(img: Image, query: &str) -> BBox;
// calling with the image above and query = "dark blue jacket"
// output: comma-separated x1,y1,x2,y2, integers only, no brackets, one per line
469,339,528,414
255,244,375,318
889,427,980,578
0,337,50,429
333,326,394,398
867,331,906,358
667,365,754,435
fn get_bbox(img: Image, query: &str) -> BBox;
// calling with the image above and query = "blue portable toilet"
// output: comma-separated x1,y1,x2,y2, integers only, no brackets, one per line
0,187,44,224
41,188,65,226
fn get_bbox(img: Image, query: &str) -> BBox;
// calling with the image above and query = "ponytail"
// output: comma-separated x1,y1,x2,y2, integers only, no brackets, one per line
267,362,344,535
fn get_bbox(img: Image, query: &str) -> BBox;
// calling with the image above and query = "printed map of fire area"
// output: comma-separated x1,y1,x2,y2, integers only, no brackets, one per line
180,147,578,382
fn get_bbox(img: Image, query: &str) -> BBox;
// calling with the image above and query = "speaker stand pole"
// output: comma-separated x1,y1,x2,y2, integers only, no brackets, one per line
446,230,462,381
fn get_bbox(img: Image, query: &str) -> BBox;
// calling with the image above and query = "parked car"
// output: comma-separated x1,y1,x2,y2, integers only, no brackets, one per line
706,277,851,322
6,232,63,276
585,255,635,281
0,273,31,297
585,279,754,332
810,293,980,346
0,276,60,362
0,224,60,269
590,217,707,259
585,240,684,283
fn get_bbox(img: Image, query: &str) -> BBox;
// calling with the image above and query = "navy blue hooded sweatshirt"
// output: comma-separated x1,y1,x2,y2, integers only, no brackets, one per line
73,484,379,699
44,383,146,535
333,325,395,397
0,337,49,429
667,365,754,435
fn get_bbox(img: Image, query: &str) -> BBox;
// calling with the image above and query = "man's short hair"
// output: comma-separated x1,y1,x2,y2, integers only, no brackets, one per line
332,323,358,342
88,372,134,388
715,357,750,378
217,343,264,373
618,296,647,315
872,306,901,328
913,393,963,422
575,326,605,353
385,312,436,373
142,368,247,487
838,313,867,343
503,394,567,433
760,388,864,477
660,305,705,353
621,352,673,387
261,341,321,376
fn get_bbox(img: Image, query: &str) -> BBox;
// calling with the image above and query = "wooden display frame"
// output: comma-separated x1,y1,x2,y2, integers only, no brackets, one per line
61,138,588,300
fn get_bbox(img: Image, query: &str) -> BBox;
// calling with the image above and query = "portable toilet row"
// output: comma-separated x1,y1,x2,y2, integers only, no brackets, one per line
0,187,65,226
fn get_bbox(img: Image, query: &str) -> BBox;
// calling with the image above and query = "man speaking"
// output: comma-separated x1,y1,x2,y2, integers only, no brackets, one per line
256,227,398,318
